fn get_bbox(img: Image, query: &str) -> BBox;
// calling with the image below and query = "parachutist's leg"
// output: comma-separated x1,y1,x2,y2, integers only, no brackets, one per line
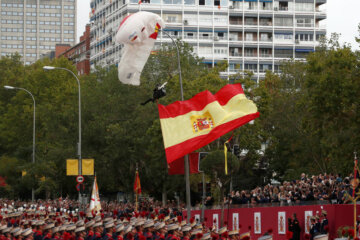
141,98,153,106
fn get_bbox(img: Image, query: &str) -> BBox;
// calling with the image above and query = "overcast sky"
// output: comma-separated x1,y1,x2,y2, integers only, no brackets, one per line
77,0,360,49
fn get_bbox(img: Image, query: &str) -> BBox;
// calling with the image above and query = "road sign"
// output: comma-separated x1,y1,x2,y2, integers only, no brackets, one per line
76,175,84,183
76,183,85,192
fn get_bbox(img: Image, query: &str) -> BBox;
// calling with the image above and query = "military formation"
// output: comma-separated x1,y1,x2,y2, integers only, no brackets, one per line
0,204,259,240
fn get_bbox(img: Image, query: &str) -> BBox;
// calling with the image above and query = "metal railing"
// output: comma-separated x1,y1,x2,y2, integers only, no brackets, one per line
190,200,337,210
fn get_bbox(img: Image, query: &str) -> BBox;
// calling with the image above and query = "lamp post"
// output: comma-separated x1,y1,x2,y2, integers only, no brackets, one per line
43,66,82,204
160,30,191,221
4,85,36,202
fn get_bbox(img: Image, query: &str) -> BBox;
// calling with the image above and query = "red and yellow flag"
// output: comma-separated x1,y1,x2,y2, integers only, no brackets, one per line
134,170,141,194
158,84,259,164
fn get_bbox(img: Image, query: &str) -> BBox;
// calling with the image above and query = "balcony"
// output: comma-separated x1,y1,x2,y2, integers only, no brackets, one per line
259,22,273,27
244,22,258,26
259,53,272,58
244,53,257,57
274,53,293,58
229,20,242,25
230,52,242,57
296,23,314,28
199,35,213,40
259,38,272,43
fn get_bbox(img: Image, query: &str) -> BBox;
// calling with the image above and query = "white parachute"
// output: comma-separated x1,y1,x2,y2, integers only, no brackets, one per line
115,11,165,86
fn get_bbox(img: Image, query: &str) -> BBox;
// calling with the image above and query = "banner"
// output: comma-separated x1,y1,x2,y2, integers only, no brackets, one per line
232,213,239,230
304,211,313,233
134,170,141,194
158,84,259,164
66,159,78,176
213,214,219,231
82,159,94,175
89,176,101,215
278,211,286,234
254,212,261,234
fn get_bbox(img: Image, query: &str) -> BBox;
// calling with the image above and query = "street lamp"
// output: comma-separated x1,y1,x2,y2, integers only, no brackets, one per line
160,30,191,221
4,85,36,202
43,66,82,203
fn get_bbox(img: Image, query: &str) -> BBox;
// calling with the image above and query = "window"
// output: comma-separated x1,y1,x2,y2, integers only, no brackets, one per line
244,48,256,57
296,18,314,27
274,49,293,58
278,1,288,11
246,33,254,41
214,47,227,55
244,64,257,71
260,33,270,41
260,48,271,57
274,17,293,27
274,33,293,41
295,2,314,12
260,64,272,72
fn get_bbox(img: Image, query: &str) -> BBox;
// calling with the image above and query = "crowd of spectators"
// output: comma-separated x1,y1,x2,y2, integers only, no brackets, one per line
228,173,356,206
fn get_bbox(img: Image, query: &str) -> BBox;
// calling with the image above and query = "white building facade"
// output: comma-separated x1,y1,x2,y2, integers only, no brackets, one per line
89,0,326,81
0,0,77,65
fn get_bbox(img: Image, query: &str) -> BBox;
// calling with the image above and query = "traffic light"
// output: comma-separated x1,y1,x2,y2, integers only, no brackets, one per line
233,144,240,157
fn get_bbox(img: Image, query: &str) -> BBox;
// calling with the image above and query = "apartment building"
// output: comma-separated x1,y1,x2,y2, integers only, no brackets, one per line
56,24,91,75
0,0,77,65
89,0,326,81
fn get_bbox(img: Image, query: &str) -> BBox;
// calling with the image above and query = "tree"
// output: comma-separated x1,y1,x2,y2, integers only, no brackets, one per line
200,150,240,226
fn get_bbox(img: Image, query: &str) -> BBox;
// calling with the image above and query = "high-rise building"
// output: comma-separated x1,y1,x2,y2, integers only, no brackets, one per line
0,0,77,65
55,24,91,75
89,0,326,81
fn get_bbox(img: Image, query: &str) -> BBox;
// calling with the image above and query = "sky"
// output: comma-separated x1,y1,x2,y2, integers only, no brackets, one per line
77,0,360,49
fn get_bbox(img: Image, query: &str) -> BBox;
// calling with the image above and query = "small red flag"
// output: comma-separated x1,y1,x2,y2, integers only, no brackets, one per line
134,170,141,194
0,176,6,187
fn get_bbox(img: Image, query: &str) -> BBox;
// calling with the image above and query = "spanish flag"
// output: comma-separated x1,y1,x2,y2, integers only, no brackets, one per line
158,84,259,164
134,170,141,194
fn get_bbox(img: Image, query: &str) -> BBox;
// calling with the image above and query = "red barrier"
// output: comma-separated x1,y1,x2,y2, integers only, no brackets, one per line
185,204,359,240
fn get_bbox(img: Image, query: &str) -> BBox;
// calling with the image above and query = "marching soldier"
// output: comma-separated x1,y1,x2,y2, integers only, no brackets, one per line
143,220,154,240
115,225,124,240
103,222,115,240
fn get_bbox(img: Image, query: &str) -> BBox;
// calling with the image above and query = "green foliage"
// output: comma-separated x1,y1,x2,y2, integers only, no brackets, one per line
1,32,360,201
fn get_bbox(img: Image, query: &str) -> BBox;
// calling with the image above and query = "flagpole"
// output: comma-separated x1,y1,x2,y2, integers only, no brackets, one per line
135,163,139,212
136,191,138,212
354,151,358,238
161,29,191,222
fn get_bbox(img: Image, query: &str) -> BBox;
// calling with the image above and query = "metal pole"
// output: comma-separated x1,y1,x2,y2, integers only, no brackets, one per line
161,30,191,221
354,151,358,238
201,171,206,222
5,86,36,201
55,68,82,204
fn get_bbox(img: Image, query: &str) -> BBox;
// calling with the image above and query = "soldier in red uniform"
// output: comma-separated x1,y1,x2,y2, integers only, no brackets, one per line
75,226,86,240
21,229,33,240
143,220,154,240
103,222,115,240
181,225,191,240
115,225,124,240
93,222,103,240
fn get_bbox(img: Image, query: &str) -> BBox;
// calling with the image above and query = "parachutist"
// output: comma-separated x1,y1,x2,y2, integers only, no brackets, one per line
141,82,167,105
